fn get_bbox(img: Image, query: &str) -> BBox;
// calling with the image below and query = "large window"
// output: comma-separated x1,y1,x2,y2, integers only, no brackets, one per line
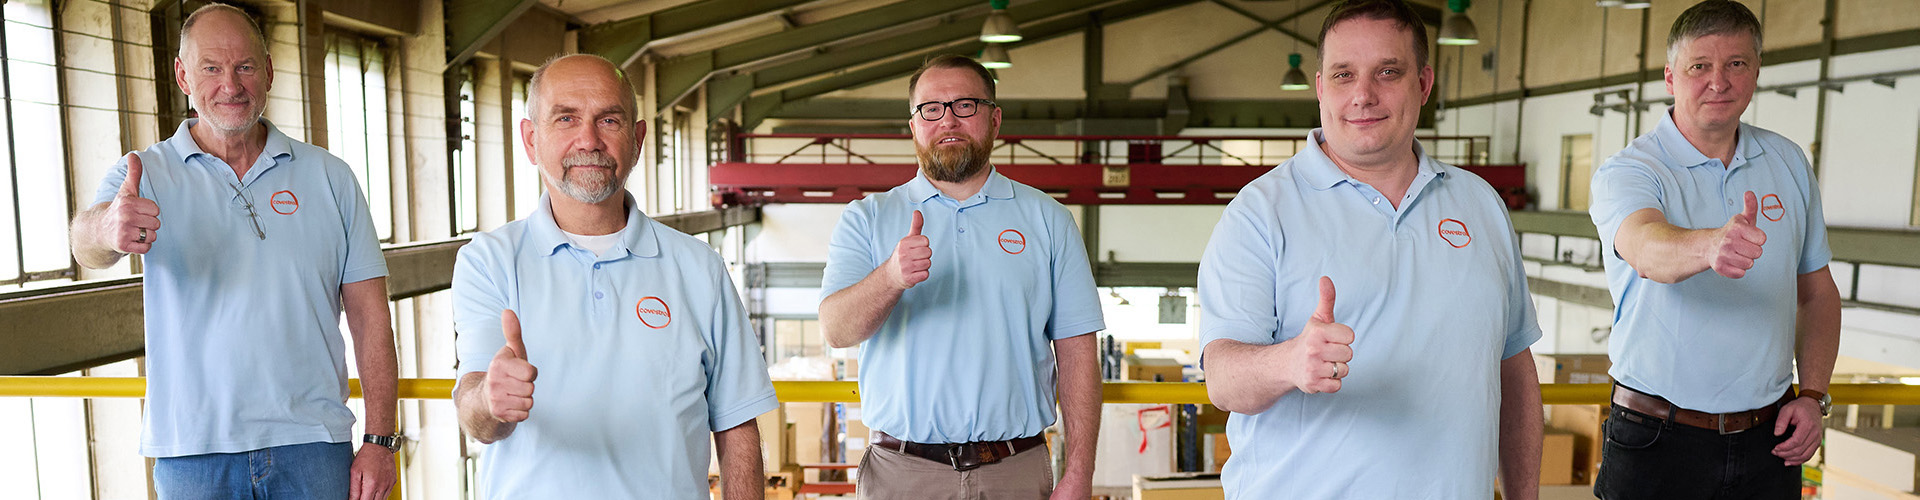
1561,134,1595,211
510,76,539,216
323,33,393,241
454,67,479,234
1,0,73,289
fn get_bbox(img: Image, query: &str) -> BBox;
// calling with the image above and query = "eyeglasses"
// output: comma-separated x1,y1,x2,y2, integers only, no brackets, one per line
911,98,995,121
228,183,266,240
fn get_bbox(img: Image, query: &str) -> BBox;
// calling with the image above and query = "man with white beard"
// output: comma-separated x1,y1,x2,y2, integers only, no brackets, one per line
69,4,397,498
819,54,1104,499
449,54,777,499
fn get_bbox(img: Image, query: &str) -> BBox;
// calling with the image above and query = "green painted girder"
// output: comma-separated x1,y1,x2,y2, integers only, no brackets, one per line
739,0,1202,127
577,0,820,70
657,0,985,115
444,0,539,71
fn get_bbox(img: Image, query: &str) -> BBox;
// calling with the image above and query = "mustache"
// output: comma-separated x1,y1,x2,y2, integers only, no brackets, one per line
562,151,616,168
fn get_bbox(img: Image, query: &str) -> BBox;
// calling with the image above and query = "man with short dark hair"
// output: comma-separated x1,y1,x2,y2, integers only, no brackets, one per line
68,4,397,499
819,54,1103,499
1590,1,1840,498
450,54,777,499
1197,0,1541,497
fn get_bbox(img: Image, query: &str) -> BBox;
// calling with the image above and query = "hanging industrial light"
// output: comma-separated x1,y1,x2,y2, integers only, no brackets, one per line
980,0,1022,43
980,43,1012,69
1280,0,1311,91
1595,0,1624,7
1282,54,1311,90
1437,0,1480,46
1620,0,1651,8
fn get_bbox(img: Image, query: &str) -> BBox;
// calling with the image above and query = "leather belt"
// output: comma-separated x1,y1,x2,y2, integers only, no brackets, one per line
873,431,1045,471
1611,384,1793,435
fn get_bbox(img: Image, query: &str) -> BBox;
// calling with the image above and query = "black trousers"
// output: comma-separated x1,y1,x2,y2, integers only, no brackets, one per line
1594,402,1803,500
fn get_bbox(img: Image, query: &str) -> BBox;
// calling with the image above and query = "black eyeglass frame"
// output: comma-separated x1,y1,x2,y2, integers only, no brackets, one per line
910,98,997,121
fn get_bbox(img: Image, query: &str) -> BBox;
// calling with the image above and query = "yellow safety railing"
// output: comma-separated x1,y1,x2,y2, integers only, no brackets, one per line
2,377,1918,405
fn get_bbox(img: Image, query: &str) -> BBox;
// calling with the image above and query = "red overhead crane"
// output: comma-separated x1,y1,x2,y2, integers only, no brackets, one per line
710,133,1527,208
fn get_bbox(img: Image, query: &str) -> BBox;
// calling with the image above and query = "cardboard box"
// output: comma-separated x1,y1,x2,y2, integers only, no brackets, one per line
1133,473,1225,500
1208,433,1231,472
1548,404,1609,484
1125,354,1184,382
1540,432,1576,485
787,402,829,481
1547,354,1613,385
757,405,790,471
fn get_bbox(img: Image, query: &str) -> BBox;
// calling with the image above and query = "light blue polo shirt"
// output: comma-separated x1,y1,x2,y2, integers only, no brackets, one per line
1590,111,1831,414
821,168,1105,444
452,193,778,499
1198,130,1540,498
90,119,388,457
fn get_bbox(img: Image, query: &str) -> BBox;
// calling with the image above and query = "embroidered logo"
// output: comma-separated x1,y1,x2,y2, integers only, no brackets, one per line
1760,193,1784,222
270,190,299,215
997,229,1026,255
1437,218,1471,248
635,296,671,329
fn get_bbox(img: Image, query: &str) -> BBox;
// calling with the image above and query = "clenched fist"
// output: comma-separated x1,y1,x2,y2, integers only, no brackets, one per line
104,153,161,254
885,210,932,290
486,309,538,423
1275,277,1355,394
1706,191,1767,279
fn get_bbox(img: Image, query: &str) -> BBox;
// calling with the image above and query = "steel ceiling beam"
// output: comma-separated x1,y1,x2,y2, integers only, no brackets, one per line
736,0,1203,127
443,0,539,72
652,0,984,116
577,0,819,70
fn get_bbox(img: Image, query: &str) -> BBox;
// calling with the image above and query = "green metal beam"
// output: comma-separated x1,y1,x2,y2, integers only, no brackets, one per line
661,0,986,116
578,16,651,69
577,0,819,70
1509,210,1920,269
656,51,717,113
443,0,539,71
745,0,1203,126
0,208,760,376
707,72,755,123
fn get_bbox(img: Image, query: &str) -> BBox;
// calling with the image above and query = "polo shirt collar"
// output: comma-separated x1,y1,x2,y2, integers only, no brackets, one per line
1296,128,1447,191
903,166,1014,204
1654,110,1765,169
166,118,296,181
524,192,660,260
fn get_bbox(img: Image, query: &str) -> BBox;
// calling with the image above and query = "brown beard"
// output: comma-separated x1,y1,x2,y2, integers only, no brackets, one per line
915,135,993,183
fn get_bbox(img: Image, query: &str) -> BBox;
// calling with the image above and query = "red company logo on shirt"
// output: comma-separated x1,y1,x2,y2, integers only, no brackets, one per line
635,296,671,329
1760,193,1785,222
270,190,299,215
998,229,1026,255
1437,218,1471,248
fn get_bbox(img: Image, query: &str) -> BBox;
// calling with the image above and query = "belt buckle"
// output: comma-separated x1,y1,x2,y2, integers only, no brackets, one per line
1716,414,1746,435
946,444,984,472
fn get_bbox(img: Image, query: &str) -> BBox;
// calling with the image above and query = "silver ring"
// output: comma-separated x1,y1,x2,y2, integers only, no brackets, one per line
135,229,147,244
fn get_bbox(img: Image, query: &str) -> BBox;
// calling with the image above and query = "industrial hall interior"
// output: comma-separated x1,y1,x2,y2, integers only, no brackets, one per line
3,0,1920,498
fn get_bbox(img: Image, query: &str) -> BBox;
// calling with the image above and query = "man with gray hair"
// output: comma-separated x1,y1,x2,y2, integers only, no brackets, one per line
450,53,776,499
1589,1,1840,497
68,3,398,498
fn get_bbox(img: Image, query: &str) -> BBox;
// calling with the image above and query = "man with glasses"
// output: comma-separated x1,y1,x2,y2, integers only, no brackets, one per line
1196,0,1541,497
819,54,1103,499
1589,2,1840,498
68,5,397,499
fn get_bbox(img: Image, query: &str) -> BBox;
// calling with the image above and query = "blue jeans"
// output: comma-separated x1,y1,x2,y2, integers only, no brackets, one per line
153,441,352,500
1594,401,1800,500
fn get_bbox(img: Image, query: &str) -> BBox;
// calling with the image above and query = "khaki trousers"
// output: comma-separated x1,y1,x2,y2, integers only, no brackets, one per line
856,442,1054,500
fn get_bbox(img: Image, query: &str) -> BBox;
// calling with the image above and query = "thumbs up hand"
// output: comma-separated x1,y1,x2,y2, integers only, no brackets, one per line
886,210,932,290
1707,191,1767,279
1277,277,1355,394
106,153,161,254
486,309,538,424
